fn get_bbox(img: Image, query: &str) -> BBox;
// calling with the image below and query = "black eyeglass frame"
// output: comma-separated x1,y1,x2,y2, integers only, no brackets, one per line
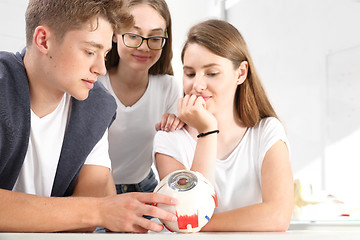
121,32,168,50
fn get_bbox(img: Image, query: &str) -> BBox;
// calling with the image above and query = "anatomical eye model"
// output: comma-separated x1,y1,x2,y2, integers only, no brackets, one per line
154,170,218,233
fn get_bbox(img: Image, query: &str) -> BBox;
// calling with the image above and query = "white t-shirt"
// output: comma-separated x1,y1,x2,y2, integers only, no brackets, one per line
99,74,180,184
13,93,111,197
153,117,290,213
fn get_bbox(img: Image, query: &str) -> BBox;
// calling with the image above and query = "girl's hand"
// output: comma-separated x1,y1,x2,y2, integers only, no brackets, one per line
177,94,217,133
155,113,185,132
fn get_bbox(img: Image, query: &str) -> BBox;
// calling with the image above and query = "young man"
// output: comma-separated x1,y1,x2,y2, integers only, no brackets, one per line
0,0,176,233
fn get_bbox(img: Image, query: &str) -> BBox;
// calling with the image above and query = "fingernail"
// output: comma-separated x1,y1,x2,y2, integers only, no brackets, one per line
172,216,178,222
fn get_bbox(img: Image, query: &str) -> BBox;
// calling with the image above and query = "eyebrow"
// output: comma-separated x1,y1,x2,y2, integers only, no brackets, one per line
203,63,220,68
133,26,165,34
83,41,111,52
183,63,220,70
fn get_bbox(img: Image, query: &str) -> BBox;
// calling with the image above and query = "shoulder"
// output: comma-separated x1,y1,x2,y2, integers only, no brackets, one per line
74,80,116,120
0,51,17,62
153,128,194,168
0,49,29,92
91,80,115,103
155,127,187,140
154,128,191,147
97,72,111,89
149,75,181,106
252,117,286,136
0,51,15,62
150,74,175,82
0,51,24,75
0,50,29,106
248,117,288,148
251,117,289,154
150,74,180,91
92,81,116,109
257,117,285,130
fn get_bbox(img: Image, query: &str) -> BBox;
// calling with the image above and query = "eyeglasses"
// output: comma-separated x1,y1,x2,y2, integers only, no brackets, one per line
122,32,168,50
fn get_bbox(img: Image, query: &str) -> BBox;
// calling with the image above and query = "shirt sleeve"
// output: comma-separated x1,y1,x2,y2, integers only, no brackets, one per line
153,130,192,170
165,76,182,115
257,117,290,175
84,129,112,169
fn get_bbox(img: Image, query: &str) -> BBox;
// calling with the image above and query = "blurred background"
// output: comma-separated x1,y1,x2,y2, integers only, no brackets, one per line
1,0,360,203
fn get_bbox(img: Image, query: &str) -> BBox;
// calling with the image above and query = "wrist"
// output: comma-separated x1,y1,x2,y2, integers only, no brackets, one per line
197,123,218,135
197,130,219,138
84,197,103,228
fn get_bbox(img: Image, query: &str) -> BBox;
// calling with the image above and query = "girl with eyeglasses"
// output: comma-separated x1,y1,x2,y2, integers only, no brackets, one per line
154,19,294,231
98,0,182,197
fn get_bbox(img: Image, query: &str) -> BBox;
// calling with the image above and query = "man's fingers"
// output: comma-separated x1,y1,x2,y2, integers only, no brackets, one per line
132,224,149,233
132,192,177,205
136,217,164,233
133,192,178,221
141,204,177,224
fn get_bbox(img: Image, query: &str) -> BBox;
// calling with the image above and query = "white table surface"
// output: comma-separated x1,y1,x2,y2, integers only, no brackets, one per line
1,230,360,240
1,221,360,240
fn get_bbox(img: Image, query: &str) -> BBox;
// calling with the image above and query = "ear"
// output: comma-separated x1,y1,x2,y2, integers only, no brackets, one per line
112,34,118,43
33,26,51,55
236,61,248,85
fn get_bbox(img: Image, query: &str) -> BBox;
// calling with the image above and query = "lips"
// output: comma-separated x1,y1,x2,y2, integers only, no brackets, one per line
82,79,95,89
133,54,150,62
197,95,211,102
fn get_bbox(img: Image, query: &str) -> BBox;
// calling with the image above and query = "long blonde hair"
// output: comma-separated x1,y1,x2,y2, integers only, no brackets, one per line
181,19,278,127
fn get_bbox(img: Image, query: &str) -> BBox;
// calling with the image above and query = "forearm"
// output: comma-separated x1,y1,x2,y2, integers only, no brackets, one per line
105,172,117,196
0,189,100,232
190,133,217,183
202,201,293,232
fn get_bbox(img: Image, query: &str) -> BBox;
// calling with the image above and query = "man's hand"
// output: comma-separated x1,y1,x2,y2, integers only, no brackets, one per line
97,192,177,233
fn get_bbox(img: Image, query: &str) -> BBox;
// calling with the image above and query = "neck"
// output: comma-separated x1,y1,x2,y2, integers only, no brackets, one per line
111,62,149,88
24,49,64,118
214,108,247,160
108,63,149,107
214,105,243,130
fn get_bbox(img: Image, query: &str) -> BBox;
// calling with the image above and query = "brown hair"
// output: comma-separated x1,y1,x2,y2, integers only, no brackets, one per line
105,0,173,75
25,0,133,46
181,19,278,127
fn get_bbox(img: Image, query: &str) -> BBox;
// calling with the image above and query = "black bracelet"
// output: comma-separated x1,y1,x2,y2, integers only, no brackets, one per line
197,130,220,138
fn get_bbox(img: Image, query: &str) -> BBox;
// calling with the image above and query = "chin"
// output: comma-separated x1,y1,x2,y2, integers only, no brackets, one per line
72,92,90,101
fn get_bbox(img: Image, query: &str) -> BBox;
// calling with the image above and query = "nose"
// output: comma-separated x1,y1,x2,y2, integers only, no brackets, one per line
193,75,207,92
137,39,150,51
91,55,107,76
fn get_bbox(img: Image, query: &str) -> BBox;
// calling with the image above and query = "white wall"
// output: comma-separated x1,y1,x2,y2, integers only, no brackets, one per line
223,0,360,198
0,0,28,52
1,0,360,200
167,0,360,199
